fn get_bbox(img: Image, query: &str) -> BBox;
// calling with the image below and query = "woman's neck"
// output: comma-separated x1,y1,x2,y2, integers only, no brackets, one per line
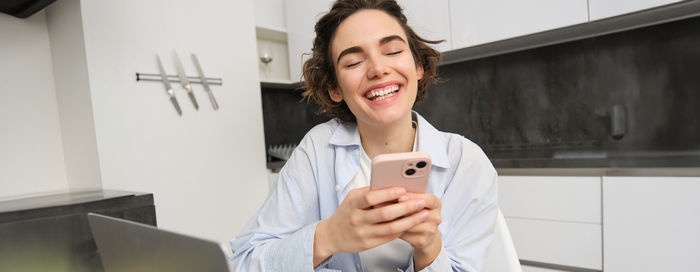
357,114,415,160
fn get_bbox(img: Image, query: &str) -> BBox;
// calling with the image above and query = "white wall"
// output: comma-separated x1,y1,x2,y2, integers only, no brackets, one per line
46,0,102,192
76,0,269,244
0,12,69,199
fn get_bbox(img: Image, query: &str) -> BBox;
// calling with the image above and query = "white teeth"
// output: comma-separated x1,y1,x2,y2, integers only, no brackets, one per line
365,84,400,101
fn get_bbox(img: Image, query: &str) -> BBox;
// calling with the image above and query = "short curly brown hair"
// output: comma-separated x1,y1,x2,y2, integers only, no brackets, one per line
301,0,442,122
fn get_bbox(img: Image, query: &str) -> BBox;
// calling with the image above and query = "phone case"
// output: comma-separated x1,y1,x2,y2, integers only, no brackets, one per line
370,152,432,193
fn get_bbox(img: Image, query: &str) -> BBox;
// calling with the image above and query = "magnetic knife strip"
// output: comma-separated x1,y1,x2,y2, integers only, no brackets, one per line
138,53,222,115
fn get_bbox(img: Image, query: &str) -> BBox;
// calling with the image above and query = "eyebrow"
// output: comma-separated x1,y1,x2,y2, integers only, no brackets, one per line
336,35,407,64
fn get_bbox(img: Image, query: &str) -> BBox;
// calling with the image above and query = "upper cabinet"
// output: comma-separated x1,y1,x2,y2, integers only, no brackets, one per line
284,0,334,83
450,0,588,49
401,0,452,52
589,0,687,21
283,0,451,82
254,0,287,31
262,0,697,82
254,0,293,83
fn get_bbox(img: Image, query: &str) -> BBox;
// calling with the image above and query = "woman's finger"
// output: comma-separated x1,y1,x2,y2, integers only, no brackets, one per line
399,192,441,209
364,198,425,223
372,209,429,236
352,186,406,209
399,223,440,249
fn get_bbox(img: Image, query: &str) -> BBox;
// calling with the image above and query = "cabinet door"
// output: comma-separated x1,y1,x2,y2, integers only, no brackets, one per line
499,176,602,270
603,176,700,272
499,176,601,223
589,0,686,21
449,0,588,49
400,0,451,52
284,0,334,82
507,218,602,270
522,266,567,272
284,0,451,81
254,0,287,30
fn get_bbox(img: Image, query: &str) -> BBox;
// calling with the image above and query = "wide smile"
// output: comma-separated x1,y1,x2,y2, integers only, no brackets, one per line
364,83,402,102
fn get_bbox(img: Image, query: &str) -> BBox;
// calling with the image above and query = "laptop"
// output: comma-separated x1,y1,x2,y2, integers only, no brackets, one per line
87,213,232,272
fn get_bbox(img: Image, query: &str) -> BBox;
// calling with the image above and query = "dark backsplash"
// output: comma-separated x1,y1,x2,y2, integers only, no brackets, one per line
260,88,329,148
415,15,700,158
261,16,700,167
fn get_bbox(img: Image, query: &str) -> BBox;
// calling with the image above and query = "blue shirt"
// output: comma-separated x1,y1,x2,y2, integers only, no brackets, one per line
230,112,498,271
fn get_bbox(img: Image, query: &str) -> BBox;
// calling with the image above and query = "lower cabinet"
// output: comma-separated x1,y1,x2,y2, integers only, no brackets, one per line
521,265,568,272
507,218,601,270
499,176,602,271
501,174,700,272
602,176,700,272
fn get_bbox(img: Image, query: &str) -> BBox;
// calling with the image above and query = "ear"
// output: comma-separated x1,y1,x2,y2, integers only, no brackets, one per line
329,88,344,103
416,63,425,81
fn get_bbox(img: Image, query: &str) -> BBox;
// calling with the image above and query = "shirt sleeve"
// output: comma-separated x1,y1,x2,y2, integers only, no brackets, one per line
403,246,450,272
229,135,323,271
410,138,499,272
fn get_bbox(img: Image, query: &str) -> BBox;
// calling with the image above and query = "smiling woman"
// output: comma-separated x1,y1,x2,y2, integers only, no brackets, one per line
302,0,441,123
230,1,499,271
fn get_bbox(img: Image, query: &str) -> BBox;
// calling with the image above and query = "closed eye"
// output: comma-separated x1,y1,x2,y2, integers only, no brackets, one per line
387,50,402,55
345,61,361,68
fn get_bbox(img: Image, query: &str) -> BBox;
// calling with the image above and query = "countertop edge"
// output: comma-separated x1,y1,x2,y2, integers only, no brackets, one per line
497,167,700,177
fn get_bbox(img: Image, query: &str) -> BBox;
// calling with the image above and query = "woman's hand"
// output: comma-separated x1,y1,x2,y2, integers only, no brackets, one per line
398,193,443,270
313,186,429,267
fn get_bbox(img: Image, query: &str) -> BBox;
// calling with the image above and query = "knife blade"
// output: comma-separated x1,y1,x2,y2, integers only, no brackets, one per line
156,55,182,116
173,51,199,110
191,53,219,110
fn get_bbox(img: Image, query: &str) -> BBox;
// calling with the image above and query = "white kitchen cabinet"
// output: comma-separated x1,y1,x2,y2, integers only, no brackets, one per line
400,0,452,52
449,0,588,49
254,0,287,31
499,176,601,223
521,266,566,272
498,175,602,270
283,0,450,82
507,218,602,270
254,0,293,83
589,0,687,21
284,0,334,82
602,176,700,272
256,27,292,82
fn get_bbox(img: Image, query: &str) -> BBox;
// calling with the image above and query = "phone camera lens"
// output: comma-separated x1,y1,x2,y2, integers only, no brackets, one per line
405,169,416,176
416,161,427,168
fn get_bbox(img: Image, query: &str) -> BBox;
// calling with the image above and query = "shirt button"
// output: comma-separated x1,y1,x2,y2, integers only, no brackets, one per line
356,263,361,270
335,185,340,192
354,149,359,156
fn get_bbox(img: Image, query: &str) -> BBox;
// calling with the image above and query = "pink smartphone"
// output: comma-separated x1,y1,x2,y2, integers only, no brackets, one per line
370,152,432,193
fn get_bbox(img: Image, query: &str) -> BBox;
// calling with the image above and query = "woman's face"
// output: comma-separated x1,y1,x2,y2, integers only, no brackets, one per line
329,9,424,128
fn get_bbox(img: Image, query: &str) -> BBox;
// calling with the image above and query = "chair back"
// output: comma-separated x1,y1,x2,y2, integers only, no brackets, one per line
483,208,522,272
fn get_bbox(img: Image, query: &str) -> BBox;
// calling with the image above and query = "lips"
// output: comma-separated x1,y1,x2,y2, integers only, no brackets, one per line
364,84,401,102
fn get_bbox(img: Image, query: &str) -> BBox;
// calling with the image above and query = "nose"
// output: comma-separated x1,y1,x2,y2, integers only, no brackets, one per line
366,55,390,79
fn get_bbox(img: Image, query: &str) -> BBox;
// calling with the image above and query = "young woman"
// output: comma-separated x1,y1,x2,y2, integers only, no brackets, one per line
231,0,498,271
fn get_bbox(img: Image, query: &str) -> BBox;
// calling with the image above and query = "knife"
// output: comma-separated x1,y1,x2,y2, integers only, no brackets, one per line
156,55,182,116
191,53,219,110
173,51,199,110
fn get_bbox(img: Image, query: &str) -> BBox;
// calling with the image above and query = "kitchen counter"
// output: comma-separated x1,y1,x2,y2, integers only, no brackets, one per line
497,167,700,177
490,149,700,169
269,152,700,175
0,190,156,272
